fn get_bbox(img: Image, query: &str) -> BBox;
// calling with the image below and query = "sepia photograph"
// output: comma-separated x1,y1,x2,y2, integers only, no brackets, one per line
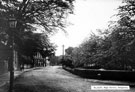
0,0,135,92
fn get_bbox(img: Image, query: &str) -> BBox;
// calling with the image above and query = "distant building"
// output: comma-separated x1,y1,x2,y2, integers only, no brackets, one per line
34,52,46,67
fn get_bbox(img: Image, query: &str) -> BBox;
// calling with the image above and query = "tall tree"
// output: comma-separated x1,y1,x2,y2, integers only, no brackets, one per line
0,0,74,44
0,0,74,65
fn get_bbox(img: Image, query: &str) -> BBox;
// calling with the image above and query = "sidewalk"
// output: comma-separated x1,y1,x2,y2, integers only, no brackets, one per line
0,67,43,87
0,68,38,92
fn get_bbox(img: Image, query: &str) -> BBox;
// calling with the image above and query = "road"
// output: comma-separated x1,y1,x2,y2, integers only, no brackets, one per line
13,66,135,92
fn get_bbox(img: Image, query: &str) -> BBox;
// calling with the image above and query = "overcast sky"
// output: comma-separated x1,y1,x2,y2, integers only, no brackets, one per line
50,0,122,56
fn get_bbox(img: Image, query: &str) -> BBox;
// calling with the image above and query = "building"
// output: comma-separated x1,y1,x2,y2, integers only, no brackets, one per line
0,43,10,75
34,52,46,67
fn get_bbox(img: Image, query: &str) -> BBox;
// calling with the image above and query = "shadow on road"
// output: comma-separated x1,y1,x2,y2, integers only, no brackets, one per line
14,84,66,92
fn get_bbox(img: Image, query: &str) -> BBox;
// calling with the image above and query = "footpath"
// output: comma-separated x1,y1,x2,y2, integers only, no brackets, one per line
0,67,42,92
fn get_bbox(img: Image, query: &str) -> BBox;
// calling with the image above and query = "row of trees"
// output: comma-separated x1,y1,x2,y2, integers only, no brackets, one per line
0,0,74,68
64,0,135,70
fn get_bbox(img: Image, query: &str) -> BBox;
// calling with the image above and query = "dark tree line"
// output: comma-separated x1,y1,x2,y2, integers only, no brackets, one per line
64,0,135,71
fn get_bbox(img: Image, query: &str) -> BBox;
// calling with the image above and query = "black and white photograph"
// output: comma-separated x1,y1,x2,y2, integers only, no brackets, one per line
0,0,135,92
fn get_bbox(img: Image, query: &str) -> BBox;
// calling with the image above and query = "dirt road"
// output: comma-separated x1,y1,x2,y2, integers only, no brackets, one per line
13,66,135,92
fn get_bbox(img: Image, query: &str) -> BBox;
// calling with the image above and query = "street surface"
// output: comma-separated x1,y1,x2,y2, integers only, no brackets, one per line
13,66,135,92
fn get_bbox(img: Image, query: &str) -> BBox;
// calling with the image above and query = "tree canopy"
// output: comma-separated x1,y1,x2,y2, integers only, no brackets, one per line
63,0,135,70
0,0,74,65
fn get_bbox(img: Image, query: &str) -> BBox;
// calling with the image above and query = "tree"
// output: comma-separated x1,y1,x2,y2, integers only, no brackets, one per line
62,0,135,70
109,0,135,69
118,0,135,30
0,0,74,47
0,0,74,33
65,47,74,55
0,0,74,65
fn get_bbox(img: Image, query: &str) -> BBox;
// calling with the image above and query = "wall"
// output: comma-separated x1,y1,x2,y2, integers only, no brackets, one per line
0,60,8,75
63,66,135,82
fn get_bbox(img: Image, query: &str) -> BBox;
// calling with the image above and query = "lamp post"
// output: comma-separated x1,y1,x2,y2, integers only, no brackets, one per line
9,16,17,92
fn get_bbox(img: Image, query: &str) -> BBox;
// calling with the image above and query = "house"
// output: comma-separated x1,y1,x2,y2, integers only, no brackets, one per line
34,52,46,67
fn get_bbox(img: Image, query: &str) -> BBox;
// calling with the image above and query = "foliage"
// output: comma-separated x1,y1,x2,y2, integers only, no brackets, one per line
62,0,135,70
0,0,74,66
65,46,74,55
0,0,74,33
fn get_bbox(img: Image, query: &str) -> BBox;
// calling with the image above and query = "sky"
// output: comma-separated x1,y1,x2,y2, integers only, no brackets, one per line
50,0,122,56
